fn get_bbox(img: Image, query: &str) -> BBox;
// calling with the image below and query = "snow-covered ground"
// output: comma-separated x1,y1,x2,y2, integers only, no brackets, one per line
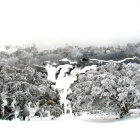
0,114,140,140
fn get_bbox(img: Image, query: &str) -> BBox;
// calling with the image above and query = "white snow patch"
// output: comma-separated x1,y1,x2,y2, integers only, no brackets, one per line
59,58,70,62
80,65,97,73
45,64,57,83
128,109,140,117
55,64,75,114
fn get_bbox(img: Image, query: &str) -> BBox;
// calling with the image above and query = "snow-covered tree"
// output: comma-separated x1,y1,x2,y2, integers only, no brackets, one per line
0,65,62,120
69,63,140,118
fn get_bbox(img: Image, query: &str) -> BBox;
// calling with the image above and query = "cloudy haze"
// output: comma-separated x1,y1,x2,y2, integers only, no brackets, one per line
0,0,140,50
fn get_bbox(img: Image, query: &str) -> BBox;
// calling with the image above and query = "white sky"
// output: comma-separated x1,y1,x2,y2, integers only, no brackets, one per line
0,0,140,49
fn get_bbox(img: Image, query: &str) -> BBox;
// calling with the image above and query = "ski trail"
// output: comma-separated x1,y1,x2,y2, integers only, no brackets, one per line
45,62,97,117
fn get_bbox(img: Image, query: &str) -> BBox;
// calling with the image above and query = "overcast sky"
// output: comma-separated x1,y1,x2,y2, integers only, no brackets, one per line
0,0,140,49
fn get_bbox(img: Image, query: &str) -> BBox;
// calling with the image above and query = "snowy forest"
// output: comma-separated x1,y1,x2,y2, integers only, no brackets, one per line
1,43,140,120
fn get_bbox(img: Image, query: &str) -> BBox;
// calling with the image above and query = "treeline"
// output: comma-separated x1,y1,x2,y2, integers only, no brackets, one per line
1,42,140,68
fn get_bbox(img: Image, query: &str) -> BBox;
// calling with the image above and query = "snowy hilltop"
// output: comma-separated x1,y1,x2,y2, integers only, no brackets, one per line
1,44,140,121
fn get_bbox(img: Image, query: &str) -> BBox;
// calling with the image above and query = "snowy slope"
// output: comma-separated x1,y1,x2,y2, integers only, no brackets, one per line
45,62,97,116
0,114,139,140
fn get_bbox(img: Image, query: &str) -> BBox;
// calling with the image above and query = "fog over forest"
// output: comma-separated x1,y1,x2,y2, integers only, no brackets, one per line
0,0,140,50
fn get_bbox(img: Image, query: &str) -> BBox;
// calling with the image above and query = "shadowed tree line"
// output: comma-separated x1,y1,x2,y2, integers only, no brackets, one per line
1,42,140,68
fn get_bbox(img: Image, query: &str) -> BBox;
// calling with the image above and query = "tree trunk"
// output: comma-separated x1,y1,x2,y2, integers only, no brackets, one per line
120,103,129,118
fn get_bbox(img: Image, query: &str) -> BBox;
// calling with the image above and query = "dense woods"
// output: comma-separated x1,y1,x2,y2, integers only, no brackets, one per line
1,42,140,67
69,63,140,118
0,43,140,120
0,65,62,120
